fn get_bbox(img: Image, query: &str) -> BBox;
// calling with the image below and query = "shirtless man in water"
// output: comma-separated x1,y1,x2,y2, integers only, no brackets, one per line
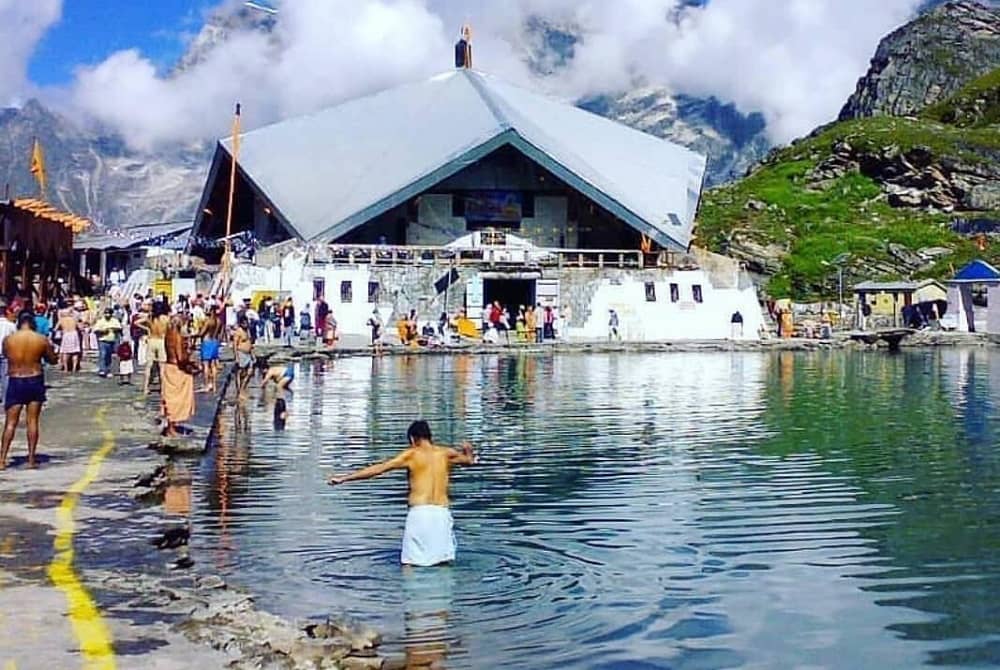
1,310,57,469
328,420,476,566
232,317,254,399
260,363,294,391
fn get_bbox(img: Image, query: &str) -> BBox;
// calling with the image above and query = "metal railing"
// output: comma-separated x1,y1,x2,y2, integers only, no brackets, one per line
306,244,685,270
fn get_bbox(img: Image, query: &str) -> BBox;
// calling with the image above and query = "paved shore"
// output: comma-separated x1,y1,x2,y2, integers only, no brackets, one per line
0,365,229,669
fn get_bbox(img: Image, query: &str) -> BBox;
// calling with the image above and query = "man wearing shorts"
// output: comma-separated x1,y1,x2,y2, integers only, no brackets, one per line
260,363,294,391
1,310,57,469
198,306,223,393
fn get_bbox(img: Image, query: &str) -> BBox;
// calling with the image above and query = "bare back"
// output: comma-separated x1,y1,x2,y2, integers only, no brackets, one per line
202,315,222,339
405,444,455,507
149,314,170,338
57,315,77,333
233,327,252,353
5,330,56,377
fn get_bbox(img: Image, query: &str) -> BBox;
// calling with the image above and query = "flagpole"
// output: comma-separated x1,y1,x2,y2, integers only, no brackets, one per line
224,103,241,272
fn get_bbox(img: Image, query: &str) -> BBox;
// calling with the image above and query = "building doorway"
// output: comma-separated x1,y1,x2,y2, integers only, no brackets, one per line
483,278,535,313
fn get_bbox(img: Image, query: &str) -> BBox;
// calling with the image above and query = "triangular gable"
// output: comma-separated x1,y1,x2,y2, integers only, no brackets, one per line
952,259,1000,282
199,69,707,250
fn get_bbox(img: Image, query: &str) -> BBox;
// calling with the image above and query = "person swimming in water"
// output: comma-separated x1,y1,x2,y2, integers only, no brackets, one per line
260,362,295,391
328,420,476,567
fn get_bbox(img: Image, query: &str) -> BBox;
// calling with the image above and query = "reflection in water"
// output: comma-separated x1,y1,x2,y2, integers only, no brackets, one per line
402,568,455,669
192,351,1000,669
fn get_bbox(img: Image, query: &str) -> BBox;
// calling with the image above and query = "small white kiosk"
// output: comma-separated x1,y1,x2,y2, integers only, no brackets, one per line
946,260,1000,333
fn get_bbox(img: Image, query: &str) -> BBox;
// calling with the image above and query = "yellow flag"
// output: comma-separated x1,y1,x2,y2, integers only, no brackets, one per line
29,137,47,198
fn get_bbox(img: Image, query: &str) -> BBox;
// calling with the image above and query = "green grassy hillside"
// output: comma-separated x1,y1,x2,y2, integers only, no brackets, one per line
695,69,1000,300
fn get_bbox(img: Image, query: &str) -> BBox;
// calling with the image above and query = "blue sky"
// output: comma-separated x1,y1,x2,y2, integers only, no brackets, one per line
28,0,216,85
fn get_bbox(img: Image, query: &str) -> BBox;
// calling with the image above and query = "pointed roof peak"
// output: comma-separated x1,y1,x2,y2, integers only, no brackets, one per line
209,70,706,249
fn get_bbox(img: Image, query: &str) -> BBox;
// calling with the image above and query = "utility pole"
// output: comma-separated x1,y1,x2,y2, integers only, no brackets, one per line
838,265,844,324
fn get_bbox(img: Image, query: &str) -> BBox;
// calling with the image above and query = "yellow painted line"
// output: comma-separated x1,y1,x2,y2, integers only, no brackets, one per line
46,408,116,670
5,660,17,670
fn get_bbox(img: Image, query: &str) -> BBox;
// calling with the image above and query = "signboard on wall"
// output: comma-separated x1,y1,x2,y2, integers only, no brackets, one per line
463,191,522,223
536,279,560,308
153,279,173,301
466,276,483,311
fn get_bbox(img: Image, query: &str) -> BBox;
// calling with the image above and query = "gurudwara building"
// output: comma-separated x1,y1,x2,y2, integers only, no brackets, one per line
189,65,764,341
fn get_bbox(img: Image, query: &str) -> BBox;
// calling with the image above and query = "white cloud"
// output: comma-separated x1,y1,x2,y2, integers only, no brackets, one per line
0,0,61,106
650,0,925,141
61,0,926,148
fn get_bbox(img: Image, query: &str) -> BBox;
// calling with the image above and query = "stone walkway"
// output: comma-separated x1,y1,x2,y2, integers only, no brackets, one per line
0,361,228,669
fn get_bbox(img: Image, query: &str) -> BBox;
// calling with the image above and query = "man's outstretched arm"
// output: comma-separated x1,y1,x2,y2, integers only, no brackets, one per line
328,450,409,485
448,442,477,466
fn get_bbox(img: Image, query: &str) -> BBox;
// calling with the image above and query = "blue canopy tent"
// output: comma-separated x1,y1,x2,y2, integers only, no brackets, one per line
946,260,1000,333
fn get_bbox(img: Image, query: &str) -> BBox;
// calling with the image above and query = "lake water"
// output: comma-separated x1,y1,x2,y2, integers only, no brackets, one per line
191,350,1000,669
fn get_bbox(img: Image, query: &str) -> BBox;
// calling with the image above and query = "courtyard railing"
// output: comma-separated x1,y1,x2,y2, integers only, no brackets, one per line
295,244,691,271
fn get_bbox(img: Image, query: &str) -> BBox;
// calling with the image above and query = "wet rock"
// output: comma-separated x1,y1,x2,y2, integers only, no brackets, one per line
350,628,382,652
381,657,408,670
342,656,384,670
197,574,227,590
149,437,204,456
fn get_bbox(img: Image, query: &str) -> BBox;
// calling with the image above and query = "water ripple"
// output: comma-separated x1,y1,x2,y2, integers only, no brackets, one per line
190,350,1000,669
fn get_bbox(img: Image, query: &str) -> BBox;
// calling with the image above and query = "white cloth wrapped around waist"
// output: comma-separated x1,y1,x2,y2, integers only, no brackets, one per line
401,505,456,567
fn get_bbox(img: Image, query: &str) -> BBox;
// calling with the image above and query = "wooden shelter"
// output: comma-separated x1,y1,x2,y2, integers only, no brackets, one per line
0,198,90,300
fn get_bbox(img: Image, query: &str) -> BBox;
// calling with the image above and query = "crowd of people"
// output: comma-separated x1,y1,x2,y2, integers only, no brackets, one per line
0,287,338,469
479,301,570,344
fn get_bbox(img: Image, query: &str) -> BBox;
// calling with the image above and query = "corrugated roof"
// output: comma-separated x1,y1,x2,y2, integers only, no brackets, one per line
5,198,91,233
206,69,706,250
853,280,920,291
74,221,192,251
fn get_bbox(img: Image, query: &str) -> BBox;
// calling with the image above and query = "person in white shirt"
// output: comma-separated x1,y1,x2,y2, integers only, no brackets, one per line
0,303,18,399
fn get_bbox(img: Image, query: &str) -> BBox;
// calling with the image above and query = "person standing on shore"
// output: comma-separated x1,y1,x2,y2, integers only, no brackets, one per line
0,303,16,400
328,420,476,567
281,298,296,348
315,296,330,346
93,307,122,378
525,306,536,343
0,310,57,469
368,309,384,355
161,317,195,438
608,309,621,341
199,306,223,393
144,302,170,395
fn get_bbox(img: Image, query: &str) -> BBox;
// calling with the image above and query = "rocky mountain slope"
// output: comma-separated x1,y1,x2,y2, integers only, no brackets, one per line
0,101,208,228
581,89,770,186
840,1,1000,119
0,6,769,228
696,1,1000,300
